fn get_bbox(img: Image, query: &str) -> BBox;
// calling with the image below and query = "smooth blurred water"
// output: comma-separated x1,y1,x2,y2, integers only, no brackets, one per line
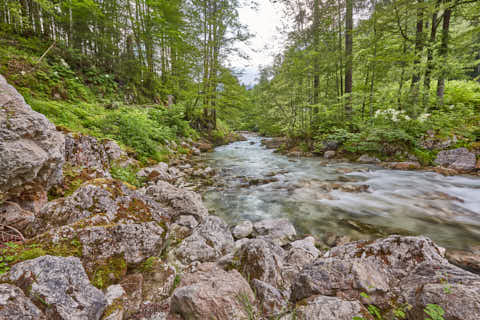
202,134,480,250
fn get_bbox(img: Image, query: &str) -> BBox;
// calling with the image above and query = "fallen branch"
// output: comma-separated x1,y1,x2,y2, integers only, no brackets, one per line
0,224,25,244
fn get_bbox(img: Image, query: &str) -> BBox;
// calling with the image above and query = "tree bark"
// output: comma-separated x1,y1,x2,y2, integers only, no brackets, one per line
436,2,452,105
409,0,424,113
345,0,353,122
423,0,440,108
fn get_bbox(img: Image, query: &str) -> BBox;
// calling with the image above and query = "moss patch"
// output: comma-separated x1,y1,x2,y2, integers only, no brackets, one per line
91,255,127,289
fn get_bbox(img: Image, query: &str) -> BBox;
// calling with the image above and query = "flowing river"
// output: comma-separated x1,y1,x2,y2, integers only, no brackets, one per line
202,134,480,250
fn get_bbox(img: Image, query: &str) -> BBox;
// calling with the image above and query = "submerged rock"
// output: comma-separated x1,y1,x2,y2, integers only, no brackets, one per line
357,154,381,164
323,150,336,159
170,263,255,320
0,74,65,206
5,255,107,320
383,161,421,170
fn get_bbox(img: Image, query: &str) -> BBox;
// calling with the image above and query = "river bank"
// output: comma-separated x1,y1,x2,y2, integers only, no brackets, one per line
2,76,480,320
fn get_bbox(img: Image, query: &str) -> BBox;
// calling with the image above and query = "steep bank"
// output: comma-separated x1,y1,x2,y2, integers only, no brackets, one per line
1,76,480,320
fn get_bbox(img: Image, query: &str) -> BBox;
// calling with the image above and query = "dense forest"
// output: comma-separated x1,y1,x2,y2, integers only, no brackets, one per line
1,0,480,163
247,0,480,163
0,0,250,132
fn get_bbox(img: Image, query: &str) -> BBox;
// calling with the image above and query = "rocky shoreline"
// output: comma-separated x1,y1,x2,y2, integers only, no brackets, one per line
1,74,480,319
261,137,480,176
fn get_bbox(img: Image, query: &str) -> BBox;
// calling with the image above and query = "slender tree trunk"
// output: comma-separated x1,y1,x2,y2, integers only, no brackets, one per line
436,2,452,105
410,0,425,114
423,0,440,108
344,0,353,122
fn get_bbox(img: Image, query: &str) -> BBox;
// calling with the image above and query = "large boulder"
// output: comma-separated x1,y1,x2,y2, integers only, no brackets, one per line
142,181,208,221
400,262,480,320
281,295,373,320
233,238,287,289
4,255,107,320
0,75,64,207
292,235,480,317
0,283,45,320
29,179,170,237
435,148,476,172
253,218,297,246
170,263,255,320
174,216,234,265
292,236,445,305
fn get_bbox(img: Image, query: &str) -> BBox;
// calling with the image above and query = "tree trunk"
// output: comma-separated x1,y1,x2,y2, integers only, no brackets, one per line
344,0,353,122
409,0,424,113
423,0,440,108
436,3,452,105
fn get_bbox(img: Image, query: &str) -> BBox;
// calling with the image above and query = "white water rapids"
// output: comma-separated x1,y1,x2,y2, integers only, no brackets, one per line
202,134,480,250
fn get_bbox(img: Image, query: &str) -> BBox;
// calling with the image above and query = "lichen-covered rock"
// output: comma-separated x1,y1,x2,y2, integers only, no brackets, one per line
435,148,476,172
64,133,132,174
77,222,165,266
142,259,177,303
33,218,165,289
291,235,480,315
283,237,321,286
6,255,107,320
252,279,288,317
0,201,34,232
292,256,392,307
0,74,64,205
0,283,45,320
174,216,234,265
170,263,255,320
233,238,287,289
281,295,373,320
137,163,176,184
119,274,144,318
253,218,296,246
30,179,169,236
142,181,208,221
401,262,480,320
102,285,127,320
176,215,198,229
232,220,253,239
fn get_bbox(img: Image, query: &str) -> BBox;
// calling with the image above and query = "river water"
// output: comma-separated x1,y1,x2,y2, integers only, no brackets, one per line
202,134,480,250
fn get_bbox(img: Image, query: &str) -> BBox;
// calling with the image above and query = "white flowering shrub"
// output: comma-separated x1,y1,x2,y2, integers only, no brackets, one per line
374,108,412,123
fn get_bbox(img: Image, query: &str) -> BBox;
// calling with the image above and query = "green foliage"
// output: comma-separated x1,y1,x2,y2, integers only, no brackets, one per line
110,165,144,188
27,98,196,162
424,304,445,320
